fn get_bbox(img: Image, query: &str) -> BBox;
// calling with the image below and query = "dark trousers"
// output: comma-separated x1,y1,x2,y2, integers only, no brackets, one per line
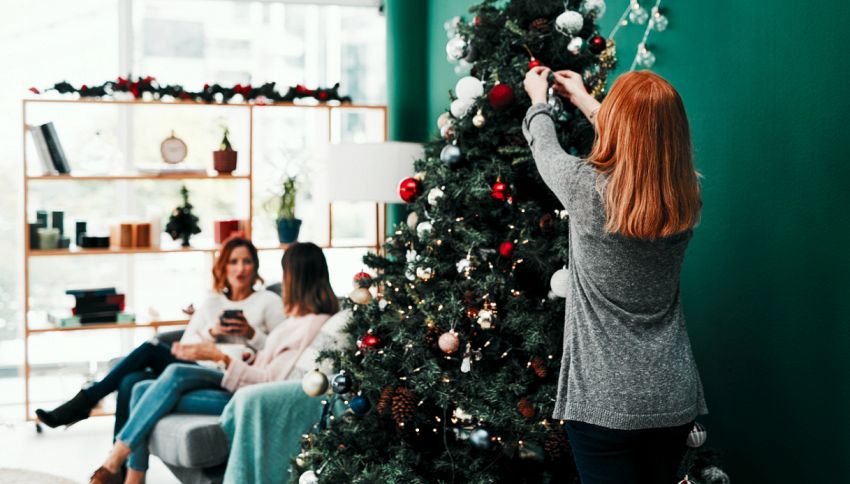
80,341,193,438
566,419,692,484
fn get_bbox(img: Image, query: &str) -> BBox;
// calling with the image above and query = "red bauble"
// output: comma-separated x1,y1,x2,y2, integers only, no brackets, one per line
589,35,607,54
398,177,421,203
359,333,382,349
499,241,514,258
528,58,542,70
353,271,373,287
488,83,515,111
491,180,511,201
474,15,482,26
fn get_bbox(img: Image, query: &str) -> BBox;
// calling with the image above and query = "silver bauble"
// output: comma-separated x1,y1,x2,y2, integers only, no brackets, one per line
550,268,570,298
568,36,584,55
446,36,467,61
440,144,462,166
582,0,606,18
427,187,445,206
686,422,707,448
299,471,319,484
555,10,584,36
416,221,433,237
301,369,329,397
469,427,493,449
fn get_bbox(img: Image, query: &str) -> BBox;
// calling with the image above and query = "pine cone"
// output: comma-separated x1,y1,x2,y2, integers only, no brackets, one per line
518,398,536,419
544,429,569,460
377,385,395,415
530,17,550,33
531,356,548,378
391,387,417,428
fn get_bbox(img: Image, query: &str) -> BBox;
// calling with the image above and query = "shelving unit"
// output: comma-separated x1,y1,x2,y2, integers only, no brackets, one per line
21,97,388,420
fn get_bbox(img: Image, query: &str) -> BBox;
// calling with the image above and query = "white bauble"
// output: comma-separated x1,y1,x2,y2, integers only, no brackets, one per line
349,287,372,305
472,110,486,128
686,422,707,448
446,36,467,61
568,37,584,55
437,112,451,130
555,10,584,36
406,211,419,229
416,222,433,237
428,187,445,206
450,98,474,119
550,268,570,298
416,267,434,281
301,369,329,397
299,471,319,484
455,76,484,100
582,0,606,19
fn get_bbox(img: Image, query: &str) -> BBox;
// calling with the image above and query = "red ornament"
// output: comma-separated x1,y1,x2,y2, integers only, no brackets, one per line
491,180,511,202
179,92,191,100
203,83,210,90
80,85,88,91
29,87,40,94
142,76,155,84
488,83,515,111
359,333,382,349
319,91,329,100
398,177,421,203
474,15,482,26
589,35,607,54
466,307,479,319
353,271,373,288
528,58,542,70
499,241,514,258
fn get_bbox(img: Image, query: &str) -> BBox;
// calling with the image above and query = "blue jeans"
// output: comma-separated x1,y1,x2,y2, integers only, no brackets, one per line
116,363,232,472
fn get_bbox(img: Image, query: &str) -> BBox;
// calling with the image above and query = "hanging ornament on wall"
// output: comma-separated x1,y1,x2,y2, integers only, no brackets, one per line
635,43,656,68
398,177,421,203
438,331,460,354
567,37,584,55
349,287,373,305
555,10,584,36
550,267,570,298
472,109,486,128
488,83,514,111
582,0,606,19
440,144,462,167
651,7,669,31
469,427,493,450
455,76,484,99
588,34,607,54
628,1,649,25
301,369,329,397
446,36,467,61
427,187,445,206
349,395,371,416
686,422,707,448
331,372,354,394
450,98,474,119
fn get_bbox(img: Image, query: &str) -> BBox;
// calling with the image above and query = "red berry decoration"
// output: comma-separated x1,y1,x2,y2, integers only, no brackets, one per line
491,180,511,201
398,177,421,203
528,58,542,70
353,271,373,288
499,241,514,258
589,35,607,54
359,333,382,350
488,83,515,111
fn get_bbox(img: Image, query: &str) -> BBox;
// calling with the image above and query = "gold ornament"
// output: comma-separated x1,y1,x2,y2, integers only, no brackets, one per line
349,287,372,305
301,369,329,397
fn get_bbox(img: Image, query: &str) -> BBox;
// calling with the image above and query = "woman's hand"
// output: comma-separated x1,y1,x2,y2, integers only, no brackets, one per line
212,313,256,340
523,66,551,105
172,341,226,364
553,70,601,123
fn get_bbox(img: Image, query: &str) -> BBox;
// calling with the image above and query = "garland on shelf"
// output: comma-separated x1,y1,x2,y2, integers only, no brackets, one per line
29,75,353,104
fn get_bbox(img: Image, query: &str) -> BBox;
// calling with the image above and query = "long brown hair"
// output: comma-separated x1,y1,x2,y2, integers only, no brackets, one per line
282,242,339,316
588,71,702,240
212,237,263,293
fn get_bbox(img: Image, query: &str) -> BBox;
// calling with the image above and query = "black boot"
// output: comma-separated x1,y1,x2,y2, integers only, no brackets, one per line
35,390,94,428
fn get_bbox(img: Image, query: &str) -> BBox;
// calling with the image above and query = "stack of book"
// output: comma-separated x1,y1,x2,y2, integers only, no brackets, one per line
66,287,127,324
29,122,71,175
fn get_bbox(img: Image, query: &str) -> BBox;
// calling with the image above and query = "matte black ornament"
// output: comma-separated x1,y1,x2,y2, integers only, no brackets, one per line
332,372,354,394
440,144,462,167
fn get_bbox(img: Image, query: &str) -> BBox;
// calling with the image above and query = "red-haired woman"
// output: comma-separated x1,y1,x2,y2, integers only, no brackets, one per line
523,68,707,484
36,237,284,435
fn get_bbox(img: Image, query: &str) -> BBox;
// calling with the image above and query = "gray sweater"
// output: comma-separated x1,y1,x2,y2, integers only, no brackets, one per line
523,103,708,430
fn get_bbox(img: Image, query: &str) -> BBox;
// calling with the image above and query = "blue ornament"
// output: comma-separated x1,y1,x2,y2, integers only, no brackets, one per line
470,427,493,450
440,144,462,167
349,395,371,415
332,372,354,394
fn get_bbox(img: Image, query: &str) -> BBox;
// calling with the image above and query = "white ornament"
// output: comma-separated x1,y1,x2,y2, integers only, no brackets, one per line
555,10,584,36
477,309,493,329
299,471,319,484
568,37,584,55
406,211,419,229
472,110,486,128
456,258,471,274
455,76,484,100
437,112,451,130
450,98,474,119
446,36,467,61
416,267,434,281
636,44,656,68
628,2,649,25
378,298,388,311
582,0,606,19
428,187,444,206
301,369,329,397
550,268,570,298
686,422,707,448
416,222,433,237
651,10,669,31
349,287,372,305
406,249,418,263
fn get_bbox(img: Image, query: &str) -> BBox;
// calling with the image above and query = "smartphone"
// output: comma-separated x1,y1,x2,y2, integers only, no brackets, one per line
221,309,244,326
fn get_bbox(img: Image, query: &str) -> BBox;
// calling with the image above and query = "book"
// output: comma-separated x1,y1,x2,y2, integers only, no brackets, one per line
73,304,123,316
65,287,117,298
39,122,71,174
28,125,58,175
80,311,121,324
73,294,126,315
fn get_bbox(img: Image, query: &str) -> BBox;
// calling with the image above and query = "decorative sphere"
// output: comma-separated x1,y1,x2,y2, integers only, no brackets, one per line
359,333,382,349
427,187,445,206
349,395,371,416
440,144,462,166
416,222,433,237
352,271,372,288
331,372,354,394
527,58,542,70
472,111,486,128
450,98,473,119
464,44,479,63
398,177,421,203
469,427,493,449
488,83,515,111
437,112,451,130
301,369,329,397
446,36,467,61
568,37,583,55
455,76,484,99
550,268,570,298
686,422,707,448
438,331,460,354
582,0,606,19
416,266,434,281
440,124,454,140
299,470,319,484
499,241,514,258
588,35,607,54
555,10,584,36
349,287,372,305
491,181,510,201
406,211,419,229
700,466,730,484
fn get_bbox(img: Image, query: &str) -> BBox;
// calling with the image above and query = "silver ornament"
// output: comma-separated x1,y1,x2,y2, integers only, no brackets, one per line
416,222,433,237
550,267,570,298
469,427,493,449
427,187,445,206
582,0,606,19
301,369,329,397
700,466,731,484
349,287,372,305
440,144,462,166
446,36,467,61
547,86,563,114
686,422,707,448
299,470,319,484
455,76,484,99
450,98,473,118
628,2,649,25
568,36,584,55
472,110,486,128
555,10,584,36
416,266,434,281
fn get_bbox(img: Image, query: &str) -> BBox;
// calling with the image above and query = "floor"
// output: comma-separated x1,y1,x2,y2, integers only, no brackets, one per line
0,409,177,484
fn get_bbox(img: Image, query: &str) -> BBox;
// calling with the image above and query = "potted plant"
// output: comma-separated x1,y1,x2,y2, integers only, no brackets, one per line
213,127,237,174
273,176,301,244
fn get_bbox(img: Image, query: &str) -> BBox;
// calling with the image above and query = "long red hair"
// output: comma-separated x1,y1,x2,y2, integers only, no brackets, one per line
589,71,701,239
212,237,262,293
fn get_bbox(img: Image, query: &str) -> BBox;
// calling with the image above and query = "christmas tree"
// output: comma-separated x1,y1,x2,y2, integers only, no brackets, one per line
165,185,201,247
295,1,719,483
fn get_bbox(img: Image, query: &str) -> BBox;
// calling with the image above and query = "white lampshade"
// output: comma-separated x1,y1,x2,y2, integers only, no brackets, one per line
327,142,423,203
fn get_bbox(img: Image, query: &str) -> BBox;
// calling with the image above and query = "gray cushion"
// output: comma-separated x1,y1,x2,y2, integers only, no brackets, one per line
149,414,229,469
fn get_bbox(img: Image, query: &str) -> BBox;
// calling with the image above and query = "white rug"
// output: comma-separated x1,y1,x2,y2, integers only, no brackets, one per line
0,468,79,483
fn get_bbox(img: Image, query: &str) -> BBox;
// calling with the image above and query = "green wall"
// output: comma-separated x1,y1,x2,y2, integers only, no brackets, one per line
422,1,850,482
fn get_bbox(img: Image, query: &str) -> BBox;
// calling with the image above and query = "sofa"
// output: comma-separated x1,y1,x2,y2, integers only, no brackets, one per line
145,309,350,484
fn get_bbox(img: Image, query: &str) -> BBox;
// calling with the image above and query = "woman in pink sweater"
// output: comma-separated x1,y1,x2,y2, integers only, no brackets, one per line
89,242,339,484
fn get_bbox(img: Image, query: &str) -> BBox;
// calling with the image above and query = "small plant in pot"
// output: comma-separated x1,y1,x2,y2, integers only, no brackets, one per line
213,127,237,174
273,176,301,244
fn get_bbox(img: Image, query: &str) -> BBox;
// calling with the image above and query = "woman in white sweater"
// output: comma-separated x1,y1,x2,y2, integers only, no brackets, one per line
36,237,284,434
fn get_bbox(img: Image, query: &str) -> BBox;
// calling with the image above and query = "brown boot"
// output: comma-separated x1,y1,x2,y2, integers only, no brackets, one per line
89,466,122,484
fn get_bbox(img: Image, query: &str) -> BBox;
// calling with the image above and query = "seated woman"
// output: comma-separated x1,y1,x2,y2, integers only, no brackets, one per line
88,242,339,484
36,237,283,433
